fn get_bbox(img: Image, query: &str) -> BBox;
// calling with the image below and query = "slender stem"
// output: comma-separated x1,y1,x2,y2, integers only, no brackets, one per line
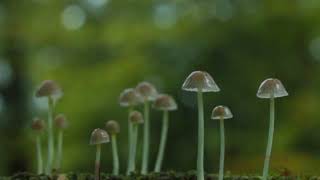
46,96,55,175
218,118,225,180
262,97,275,180
126,107,133,175
130,124,139,172
197,90,205,180
111,135,119,175
36,135,43,174
56,130,63,171
141,101,150,174
154,110,169,172
95,144,101,180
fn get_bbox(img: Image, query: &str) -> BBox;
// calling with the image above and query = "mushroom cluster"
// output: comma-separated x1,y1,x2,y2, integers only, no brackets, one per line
30,74,289,179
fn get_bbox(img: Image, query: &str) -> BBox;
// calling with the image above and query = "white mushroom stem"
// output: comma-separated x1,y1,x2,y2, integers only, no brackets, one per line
111,134,119,175
46,96,55,175
95,144,102,180
262,97,275,180
141,101,150,174
154,110,169,172
218,117,225,180
197,90,205,180
126,107,134,175
56,130,64,171
129,124,139,172
36,135,43,174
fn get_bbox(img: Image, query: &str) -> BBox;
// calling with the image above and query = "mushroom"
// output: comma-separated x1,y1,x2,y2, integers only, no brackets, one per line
54,114,69,171
119,88,143,175
182,71,220,180
105,120,120,176
135,82,158,174
128,110,144,174
211,106,233,180
35,80,63,175
31,117,45,175
153,94,177,172
90,128,110,180
257,78,288,180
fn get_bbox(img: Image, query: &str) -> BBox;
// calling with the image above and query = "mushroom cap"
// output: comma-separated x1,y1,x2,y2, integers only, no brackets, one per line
182,71,220,92
153,94,178,111
90,128,110,145
211,105,233,120
129,111,144,124
35,80,63,98
105,120,120,135
136,82,158,101
257,78,288,99
31,117,45,131
119,88,143,107
54,114,69,129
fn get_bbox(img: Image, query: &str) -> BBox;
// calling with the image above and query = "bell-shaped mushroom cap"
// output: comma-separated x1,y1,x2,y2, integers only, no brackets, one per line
182,71,220,92
136,82,158,101
211,105,233,120
153,94,178,111
129,111,144,124
31,117,45,131
257,78,288,99
90,128,110,145
119,88,143,107
54,114,69,129
35,80,63,98
105,120,120,135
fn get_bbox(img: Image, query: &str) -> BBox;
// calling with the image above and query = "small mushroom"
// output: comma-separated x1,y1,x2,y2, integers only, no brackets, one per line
257,78,288,180
119,88,143,175
105,120,120,176
136,82,158,174
153,94,177,172
35,80,63,175
128,111,144,174
31,118,45,175
54,114,69,171
182,71,220,180
90,128,110,180
211,106,233,180
119,88,143,107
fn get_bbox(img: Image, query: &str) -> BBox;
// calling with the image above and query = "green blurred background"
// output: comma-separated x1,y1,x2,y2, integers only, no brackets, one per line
1,0,320,176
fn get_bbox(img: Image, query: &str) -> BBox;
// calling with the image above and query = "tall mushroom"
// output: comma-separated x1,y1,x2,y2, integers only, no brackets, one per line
211,106,233,180
136,82,158,174
257,78,288,180
90,128,110,180
31,117,45,175
153,94,177,172
54,114,69,171
35,80,63,174
105,120,120,176
128,110,144,173
182,71,220,180
119,88,143,175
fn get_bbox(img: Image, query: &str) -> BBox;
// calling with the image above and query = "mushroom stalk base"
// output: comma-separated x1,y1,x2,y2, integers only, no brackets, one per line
154,110,169,172
46,97,55,175
197,90,205,180
141,101,150,174
111,135,119,175
95,144,101,180
262,98,275,180
36,135,43,174
129,124,139,173
218,118,225,180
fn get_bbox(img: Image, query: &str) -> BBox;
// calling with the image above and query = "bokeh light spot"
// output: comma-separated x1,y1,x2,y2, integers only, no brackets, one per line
62,5,86,30
154,3,177,29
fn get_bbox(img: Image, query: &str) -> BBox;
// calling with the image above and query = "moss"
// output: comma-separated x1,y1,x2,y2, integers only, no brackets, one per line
1,172,312,180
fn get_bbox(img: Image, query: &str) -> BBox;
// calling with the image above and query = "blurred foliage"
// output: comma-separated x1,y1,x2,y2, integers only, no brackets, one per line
0,0,320,176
